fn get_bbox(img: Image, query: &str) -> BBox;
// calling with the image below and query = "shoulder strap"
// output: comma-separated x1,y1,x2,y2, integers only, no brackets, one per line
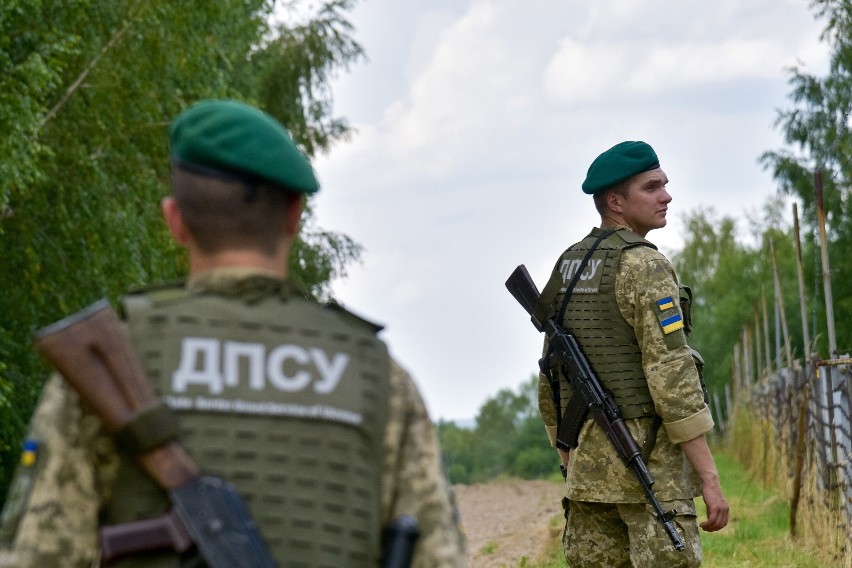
533,229,615,325
555,228,616,324
537,229,614,431
119,282,188,319
618,229,658,248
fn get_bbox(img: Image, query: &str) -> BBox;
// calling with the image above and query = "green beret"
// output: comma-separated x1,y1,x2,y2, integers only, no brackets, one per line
169,99,319,194
581,141,660,195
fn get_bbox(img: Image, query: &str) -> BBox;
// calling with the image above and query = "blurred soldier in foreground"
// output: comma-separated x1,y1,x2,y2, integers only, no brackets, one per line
0,99,466,567
536,141,728,567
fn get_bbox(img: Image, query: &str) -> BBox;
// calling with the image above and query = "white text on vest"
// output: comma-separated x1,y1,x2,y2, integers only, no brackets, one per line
171,337,350,395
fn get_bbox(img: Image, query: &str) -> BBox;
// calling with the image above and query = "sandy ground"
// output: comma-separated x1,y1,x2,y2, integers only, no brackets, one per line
454,478,565,567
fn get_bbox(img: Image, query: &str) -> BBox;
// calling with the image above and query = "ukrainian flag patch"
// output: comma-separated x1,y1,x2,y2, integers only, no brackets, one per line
661,313,684,334
20,440,38,467
657,296,675,311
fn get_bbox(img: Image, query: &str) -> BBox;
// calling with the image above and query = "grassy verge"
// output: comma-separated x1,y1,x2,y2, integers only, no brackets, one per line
700,451,828,567
523,449,832,568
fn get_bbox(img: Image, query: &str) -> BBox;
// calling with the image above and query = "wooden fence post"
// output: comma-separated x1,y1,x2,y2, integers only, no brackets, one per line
792,203,811,361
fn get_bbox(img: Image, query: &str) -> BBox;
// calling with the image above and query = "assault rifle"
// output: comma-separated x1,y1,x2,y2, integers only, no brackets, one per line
505,265,685,551
32,299,277,567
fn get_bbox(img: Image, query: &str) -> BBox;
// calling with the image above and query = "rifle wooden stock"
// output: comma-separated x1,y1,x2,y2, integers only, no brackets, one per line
32,299,198,489
34,300,278,567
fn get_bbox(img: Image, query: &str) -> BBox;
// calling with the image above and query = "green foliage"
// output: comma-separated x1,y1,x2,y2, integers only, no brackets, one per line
671,201,807,417
699,452,830,568
760,0,852,357
478,541,498,555
0,0,363,503
249,0,364,157
438,376,556,484
437,421,475,484
288,205,363,301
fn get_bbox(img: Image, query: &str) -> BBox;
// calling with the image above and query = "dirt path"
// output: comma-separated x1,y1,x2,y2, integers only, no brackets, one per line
454,478,565,567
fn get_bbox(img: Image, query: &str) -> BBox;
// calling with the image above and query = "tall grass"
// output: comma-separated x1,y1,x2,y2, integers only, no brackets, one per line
522,447,833,568
700,452,828,567
727,402,850,567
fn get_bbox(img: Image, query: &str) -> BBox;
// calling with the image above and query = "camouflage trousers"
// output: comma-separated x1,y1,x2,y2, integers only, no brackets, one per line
562,499,701,568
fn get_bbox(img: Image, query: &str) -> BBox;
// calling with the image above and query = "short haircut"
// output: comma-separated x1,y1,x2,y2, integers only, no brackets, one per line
592,179,630,215
170,165,301,256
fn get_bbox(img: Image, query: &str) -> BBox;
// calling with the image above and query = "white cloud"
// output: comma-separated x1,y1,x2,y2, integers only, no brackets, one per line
312,0,831,420
372,3,541,176
543,35,823,104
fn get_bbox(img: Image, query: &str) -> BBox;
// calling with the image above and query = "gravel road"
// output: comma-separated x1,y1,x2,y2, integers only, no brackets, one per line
454,478,565,567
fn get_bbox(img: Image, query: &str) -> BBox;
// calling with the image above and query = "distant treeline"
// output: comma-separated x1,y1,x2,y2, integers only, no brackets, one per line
437,376,557,484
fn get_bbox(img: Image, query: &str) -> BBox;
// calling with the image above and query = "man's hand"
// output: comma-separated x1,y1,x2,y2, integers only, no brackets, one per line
558,448,570,472
698,477,729,532
679,436,729,532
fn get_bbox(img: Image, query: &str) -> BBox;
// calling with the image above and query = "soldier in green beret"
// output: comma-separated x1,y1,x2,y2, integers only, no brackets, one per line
0,100,467,567
536,141,728,567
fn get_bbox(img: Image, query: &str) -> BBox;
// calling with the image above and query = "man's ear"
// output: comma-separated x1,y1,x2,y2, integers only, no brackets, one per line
161,196,191,245
606,190,624,214
282,195,304,238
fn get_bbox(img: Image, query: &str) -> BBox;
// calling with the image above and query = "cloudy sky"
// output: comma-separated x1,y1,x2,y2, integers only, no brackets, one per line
307,0,830,422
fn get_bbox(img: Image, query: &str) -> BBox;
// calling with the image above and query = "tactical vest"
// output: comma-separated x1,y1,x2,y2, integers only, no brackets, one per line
547,229,657,420
100,278,391,567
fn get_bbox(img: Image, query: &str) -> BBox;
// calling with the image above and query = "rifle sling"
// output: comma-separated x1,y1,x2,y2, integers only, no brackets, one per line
549,228,662,458
555,229,616,324
113,401,180,455
542,229,614,448
556,393,590,449
641,415,663,462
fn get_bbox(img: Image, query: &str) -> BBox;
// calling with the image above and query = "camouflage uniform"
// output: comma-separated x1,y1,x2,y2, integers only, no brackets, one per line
538,227,712,568
0,268,466,567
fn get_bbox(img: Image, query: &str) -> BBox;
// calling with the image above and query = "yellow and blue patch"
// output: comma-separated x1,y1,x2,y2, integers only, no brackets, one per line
1,440,41,546
20,440,38,467
656,296,684,335
660,313,684,334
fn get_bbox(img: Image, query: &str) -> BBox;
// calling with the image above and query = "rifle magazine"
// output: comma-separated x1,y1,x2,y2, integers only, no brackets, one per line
556,393,589,449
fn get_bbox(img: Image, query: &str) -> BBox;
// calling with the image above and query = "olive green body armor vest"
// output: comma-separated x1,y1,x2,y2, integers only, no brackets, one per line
101,279,390,567
548,229,656,420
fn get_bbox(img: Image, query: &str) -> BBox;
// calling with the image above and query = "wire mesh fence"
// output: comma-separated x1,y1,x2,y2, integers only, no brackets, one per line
741,359,852,565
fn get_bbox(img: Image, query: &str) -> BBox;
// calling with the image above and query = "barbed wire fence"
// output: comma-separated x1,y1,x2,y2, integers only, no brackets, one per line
719,196,852,564
738,359,852,565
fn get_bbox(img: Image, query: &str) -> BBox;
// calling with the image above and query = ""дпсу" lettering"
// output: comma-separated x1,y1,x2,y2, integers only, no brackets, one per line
560,258,602,283
170,337,350,395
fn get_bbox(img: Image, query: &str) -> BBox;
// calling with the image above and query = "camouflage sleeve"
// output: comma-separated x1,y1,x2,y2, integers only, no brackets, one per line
616,248,713,444
538,340,559,447
381,359,468,568
0,375,118,568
